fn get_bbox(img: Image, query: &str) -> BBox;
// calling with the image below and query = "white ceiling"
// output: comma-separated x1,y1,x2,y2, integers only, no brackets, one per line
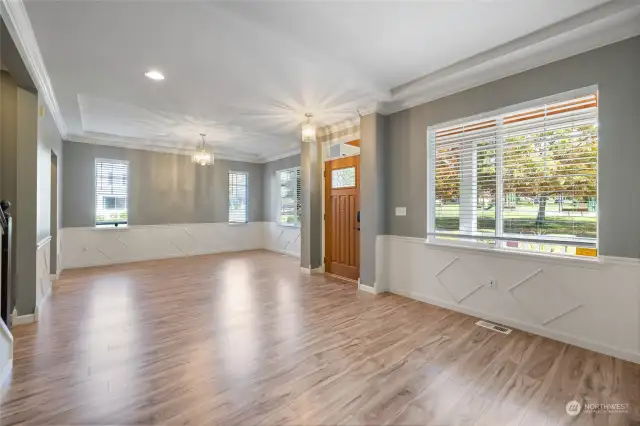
19,0,640,162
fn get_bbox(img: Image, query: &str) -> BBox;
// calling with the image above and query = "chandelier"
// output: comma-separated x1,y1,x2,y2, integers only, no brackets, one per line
191,133,213,166
301,113,316,142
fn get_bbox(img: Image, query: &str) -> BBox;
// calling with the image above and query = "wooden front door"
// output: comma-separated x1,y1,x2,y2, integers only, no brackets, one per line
325,156,360,280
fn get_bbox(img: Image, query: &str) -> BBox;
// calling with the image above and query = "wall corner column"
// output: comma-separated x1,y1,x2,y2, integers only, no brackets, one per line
360,112,386,288
300,139,323,271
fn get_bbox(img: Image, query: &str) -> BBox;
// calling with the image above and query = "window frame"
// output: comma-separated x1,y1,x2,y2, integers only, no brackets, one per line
228,170,249,224
94,158,129,228
426,86,599,259
276,166,301,228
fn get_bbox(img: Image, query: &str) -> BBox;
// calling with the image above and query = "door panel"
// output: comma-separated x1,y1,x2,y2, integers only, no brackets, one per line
325,156,359,280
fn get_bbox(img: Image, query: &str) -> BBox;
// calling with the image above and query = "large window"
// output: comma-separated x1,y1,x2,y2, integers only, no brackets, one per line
277,167,301,226
95,159,128,227
428,90,598,257
229,171,248,223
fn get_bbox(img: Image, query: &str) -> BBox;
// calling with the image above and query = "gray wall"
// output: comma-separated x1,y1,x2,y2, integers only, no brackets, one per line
38,99,62,276
385,35,640,259
300,141,323,269
1,72,18,241
36,107,62,242
360,113,386,286
0,72,43,314
262,154,300,223
1,19,62,314
62,141,264,227
15,87,38,314
1,71,19,309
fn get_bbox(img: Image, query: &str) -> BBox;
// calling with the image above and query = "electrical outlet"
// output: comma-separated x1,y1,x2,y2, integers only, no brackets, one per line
488,278,497,289
395,207,407,216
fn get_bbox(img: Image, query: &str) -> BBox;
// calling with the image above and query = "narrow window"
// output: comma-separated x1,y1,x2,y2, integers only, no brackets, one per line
229,171,248,223
277,166,301,226
95,159,128,227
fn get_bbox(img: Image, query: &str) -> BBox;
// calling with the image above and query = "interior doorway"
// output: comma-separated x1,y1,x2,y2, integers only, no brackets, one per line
50,152,58,275
324,155,360,281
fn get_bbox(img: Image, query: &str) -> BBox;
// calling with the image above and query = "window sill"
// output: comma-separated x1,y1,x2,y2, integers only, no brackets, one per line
228,222,249,226
95,224,128,230
276,223,300,229
423,238,602,268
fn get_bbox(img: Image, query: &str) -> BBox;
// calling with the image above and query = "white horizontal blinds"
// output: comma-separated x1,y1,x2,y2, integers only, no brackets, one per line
229,171,248,223
278,167,300,226
433,119,498,242
502,95,598,249
95,160,128,226
432,93,598,254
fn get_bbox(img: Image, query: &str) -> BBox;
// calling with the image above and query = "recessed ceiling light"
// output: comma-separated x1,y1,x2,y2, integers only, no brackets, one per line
145,70,164,81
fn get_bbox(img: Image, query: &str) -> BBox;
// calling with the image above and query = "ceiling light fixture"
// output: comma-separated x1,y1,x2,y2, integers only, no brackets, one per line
191,133,213,166
301,113,316,143
145,70,165,81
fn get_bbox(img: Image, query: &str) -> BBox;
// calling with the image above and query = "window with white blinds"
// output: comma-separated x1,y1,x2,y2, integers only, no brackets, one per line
229,171,249,223
277,166,301,226
428,91,598,257
95,159,128,227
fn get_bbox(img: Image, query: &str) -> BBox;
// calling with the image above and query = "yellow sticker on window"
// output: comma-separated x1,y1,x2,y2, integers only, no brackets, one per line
576,247,598,257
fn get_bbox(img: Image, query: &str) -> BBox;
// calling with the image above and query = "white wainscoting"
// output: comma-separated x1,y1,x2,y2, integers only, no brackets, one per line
377,235,640,364
264,222,301,258
36,237,52,314
60,222,265,269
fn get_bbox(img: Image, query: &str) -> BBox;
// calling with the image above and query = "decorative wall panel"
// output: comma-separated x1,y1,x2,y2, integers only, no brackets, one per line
378,235,640,364
264,222,301,258
36,239,52,308
61,223,265,269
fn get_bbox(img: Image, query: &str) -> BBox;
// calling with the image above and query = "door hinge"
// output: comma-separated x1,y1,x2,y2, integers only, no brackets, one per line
323,213,326,220
324,257,327,263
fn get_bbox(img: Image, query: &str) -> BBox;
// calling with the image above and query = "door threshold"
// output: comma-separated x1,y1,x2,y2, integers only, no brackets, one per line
325,273,358,285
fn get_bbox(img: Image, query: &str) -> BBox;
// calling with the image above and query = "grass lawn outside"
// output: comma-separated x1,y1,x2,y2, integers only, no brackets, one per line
435,202,597,240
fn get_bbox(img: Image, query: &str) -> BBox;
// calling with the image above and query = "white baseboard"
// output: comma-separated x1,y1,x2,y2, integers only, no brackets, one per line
391,288,640,364
301,265,324,275
266,248,301,259
11,309,35,326
357,278,382,294
358,283,378,294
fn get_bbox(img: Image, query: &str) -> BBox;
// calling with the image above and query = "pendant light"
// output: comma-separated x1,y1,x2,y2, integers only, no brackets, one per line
191,133,213,166
301,113,316,143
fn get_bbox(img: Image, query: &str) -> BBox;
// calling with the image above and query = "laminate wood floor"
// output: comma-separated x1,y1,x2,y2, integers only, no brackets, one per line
1,250,638,425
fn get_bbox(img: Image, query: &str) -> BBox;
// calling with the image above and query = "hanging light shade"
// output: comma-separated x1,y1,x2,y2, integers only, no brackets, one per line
301,113,316,143
191,133,213,166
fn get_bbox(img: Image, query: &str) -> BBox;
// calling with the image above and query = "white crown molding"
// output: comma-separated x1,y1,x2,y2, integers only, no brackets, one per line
261,149,301,163
68,134,304,164
67,134,269,163
383,0,640,115
1,0,68,138
356,101,390,117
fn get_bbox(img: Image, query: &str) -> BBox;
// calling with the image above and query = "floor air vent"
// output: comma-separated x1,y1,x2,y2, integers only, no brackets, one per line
475,320,512,335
